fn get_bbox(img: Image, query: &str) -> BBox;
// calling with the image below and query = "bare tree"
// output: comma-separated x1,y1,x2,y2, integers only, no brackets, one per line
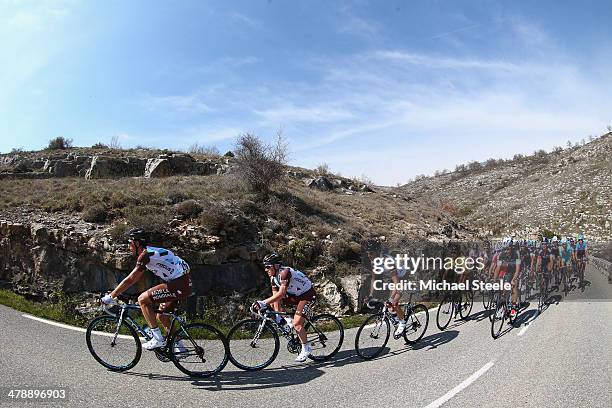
234,132,288,194
316,162,330,175
188,142,219,156
109,135,121,150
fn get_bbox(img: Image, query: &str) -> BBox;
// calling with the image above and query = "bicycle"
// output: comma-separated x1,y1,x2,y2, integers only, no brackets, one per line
355,297,429,360
86,294,229,377
436,289,474,331
490,285,518,339
537,269,549,312
576,256,587,289
227,304,344,371
560,262,571,296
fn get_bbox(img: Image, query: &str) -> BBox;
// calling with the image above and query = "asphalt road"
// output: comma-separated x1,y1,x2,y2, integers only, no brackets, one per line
0,264,610,408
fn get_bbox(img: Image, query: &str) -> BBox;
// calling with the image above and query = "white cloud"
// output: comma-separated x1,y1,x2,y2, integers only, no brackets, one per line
255,105,355,124
141,93,213,114
229,12,261,29
375,50,521,72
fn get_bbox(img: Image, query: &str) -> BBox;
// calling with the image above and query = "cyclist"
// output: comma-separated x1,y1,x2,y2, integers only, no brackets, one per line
256,253,317,363
535,239,552,292
101,228,193,351
382,252,409,336
550,236,560,286
574,234,588,287
559,239,573,289
495,242,521,319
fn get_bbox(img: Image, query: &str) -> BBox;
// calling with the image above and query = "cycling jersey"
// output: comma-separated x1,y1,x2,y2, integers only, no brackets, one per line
575,240,588,251
560,246,572,262
272,267,313,296
137,246,190,282
499,249,520,264
381,254,408,278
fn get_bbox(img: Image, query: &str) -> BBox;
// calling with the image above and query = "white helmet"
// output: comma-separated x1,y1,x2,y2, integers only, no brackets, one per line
552,236,558,242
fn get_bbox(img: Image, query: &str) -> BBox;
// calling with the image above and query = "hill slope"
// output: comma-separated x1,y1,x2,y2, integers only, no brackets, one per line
400,133,612,242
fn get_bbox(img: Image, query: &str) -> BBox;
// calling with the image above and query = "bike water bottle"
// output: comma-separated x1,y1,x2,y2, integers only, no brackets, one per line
143,326,153,339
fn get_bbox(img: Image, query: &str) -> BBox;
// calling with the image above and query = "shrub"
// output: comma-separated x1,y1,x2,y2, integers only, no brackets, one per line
47,137,73,150
176,199,203,218
167,191,188,204
82,205,108,223
282,238,319,268
199,204,230,235
109,223,129,244
467,161,483,171
328,240,360,263
124,205,169,236
91,142,108,149
233,132,287,195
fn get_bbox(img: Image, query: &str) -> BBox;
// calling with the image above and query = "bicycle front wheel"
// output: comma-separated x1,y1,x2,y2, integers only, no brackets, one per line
459,290,474,320
170,323,229,378
227,319,279,371
491,300,506,339
403,304,429,344
355,313,390,360
86,315,141,372
306,314,344,361
436,294,453,330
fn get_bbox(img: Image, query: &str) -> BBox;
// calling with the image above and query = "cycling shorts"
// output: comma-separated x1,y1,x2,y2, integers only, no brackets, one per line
147,273,193,312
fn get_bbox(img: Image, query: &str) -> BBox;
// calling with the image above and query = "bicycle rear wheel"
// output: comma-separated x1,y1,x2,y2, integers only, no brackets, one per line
170,323,228,377
355,313,390,360
436,293,453,330
227,319,279,371
403,304,429,344
491,300,506,339
306,314,344,361
86,315,141,372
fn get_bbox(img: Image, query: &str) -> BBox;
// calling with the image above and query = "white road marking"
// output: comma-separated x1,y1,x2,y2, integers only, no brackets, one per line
22,314,141,341
423,361,495,408
517,315,537,337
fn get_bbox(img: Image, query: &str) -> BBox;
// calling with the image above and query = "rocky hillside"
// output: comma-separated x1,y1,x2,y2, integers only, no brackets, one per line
400,133,612,243
0,148,476,318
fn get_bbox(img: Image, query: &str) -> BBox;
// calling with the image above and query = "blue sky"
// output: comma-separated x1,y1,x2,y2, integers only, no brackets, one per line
1,0,611,185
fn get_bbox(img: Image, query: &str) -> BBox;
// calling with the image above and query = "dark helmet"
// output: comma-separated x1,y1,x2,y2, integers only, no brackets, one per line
263,252,282,266
128,228,147,244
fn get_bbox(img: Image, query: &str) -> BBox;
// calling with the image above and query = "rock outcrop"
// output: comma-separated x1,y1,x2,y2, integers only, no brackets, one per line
85,156,148,179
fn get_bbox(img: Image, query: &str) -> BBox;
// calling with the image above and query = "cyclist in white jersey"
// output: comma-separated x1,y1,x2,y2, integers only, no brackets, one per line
101,228,192,350
256,253,317,363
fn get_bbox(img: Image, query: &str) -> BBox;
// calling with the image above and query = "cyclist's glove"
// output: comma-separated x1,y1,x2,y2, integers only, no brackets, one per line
101,293,116,305
255,300,268,311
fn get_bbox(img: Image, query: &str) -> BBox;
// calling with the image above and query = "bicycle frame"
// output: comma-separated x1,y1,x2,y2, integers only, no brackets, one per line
103,302,194,354
250,306,328,348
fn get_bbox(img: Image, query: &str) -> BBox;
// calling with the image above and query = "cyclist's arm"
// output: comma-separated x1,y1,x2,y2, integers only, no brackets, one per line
110,266,146,298
264,269,290,305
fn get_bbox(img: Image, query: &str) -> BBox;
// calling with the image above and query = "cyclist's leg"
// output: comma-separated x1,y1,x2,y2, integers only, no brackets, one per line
146,274,192,335
389,272,404,320
292,291,316,344
139,287,162,329
511,262,520,306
